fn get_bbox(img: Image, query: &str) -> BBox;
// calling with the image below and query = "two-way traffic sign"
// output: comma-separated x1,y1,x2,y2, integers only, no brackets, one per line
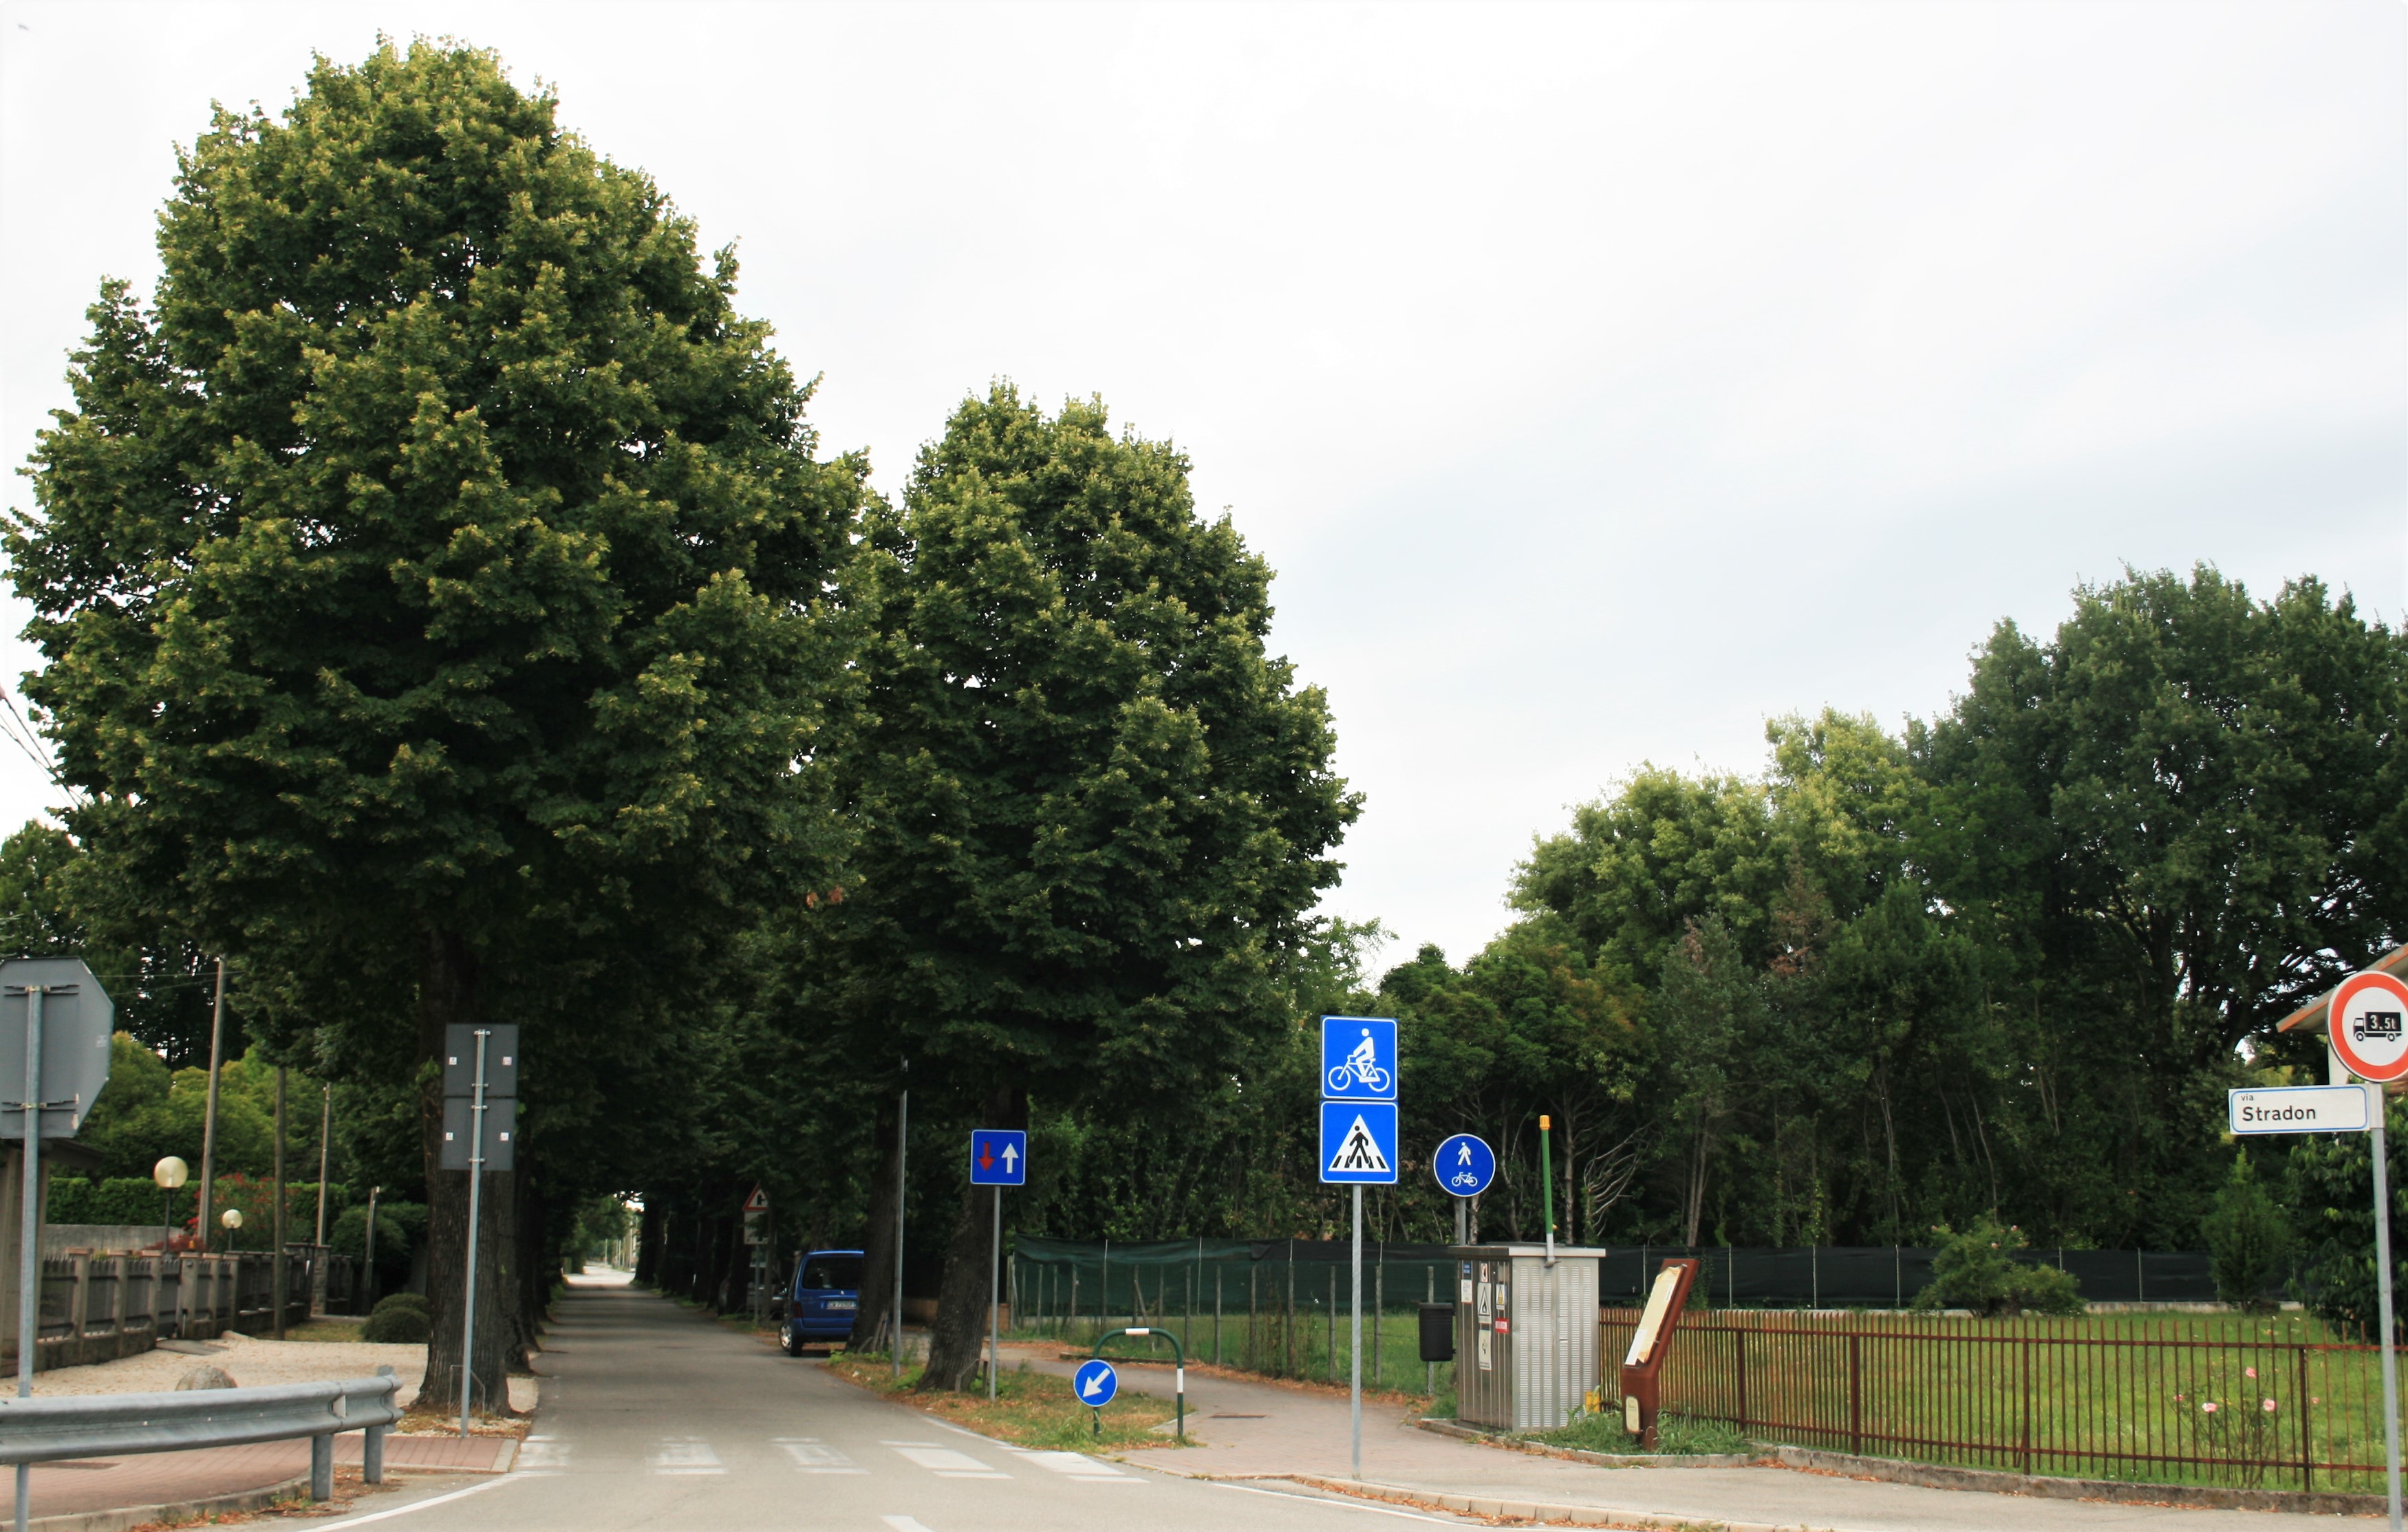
969,1129,1026,1187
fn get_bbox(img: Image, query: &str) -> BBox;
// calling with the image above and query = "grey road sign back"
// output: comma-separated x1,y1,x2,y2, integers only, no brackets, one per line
442,1024,519,1099
0,958,116,1138
439,1094,516,1172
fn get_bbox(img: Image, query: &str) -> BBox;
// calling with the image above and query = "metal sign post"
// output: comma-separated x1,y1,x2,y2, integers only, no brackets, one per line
2327,967,2408,1532
438,1023,517,1439
969,1130,1027,1402
892,1077,907,1377
0,959,114,1532
1432,1134,1494,1401
1320,1016,1399,1482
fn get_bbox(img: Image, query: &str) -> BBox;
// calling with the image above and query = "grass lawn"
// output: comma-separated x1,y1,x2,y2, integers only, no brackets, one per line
826,1353,1183,1452
1527,1411,1754,1456
1014,1304,1448,1400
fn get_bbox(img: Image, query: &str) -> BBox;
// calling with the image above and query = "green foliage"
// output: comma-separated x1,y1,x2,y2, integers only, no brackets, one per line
372,1291,431,1318
2202,1155,2290,1309
1534,1410,1752,1456
819,385,1357,1111
363,1303,430,1344
2286,1099,2408,1337
1913,1218,2085,1316
332,1201,427,1295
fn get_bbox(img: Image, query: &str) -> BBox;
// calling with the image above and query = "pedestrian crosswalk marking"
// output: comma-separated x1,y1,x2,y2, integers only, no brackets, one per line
882,1520,936,1532
518,1436,570,1469
1326,1112,1393,1174
1024,1449,1138,1482
647,1437,724,1476
888,1443,1008,1479
773,1437,866,1474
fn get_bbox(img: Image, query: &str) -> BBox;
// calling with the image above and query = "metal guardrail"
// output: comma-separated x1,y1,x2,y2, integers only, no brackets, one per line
0,1368,400,1515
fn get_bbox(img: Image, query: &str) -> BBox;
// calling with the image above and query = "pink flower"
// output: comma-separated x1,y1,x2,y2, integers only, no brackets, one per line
2263,1399,2278,1414
2202,1402,2219,1414
2244,1367,2257,1379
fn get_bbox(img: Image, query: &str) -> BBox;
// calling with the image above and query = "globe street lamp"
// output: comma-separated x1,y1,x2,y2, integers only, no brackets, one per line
220,1207,243,1252
152,1156,189,1252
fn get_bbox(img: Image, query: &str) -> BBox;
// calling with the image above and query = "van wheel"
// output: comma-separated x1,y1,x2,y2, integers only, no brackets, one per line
780,1319,804,1357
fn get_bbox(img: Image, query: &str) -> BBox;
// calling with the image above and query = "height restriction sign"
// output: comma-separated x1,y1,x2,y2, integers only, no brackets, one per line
2331,970,2408,1083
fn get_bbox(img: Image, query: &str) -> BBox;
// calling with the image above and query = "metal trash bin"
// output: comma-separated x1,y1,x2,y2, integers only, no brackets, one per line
1448,1244,1602,1431
1417,1302,1454,1363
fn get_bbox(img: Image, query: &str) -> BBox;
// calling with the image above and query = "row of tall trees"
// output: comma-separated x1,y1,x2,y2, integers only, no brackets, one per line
8,40,1353,1400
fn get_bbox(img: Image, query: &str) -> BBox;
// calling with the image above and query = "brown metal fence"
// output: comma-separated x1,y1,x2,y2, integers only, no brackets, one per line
1600,1307,2402,1493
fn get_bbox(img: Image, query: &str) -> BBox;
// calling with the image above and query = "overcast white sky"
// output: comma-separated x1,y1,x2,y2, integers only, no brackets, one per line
1,1,2402,969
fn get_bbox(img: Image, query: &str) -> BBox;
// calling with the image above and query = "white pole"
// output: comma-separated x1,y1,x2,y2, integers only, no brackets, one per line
15,985,45,1532
1350,1183,1362,1480
2373,1077,2401,1532
892,1085,907,1377
458,1028,488,1437
989,1183,1001,1401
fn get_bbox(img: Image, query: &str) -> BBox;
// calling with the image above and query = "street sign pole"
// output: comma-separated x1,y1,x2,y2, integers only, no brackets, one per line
989,1183,1001,1402
893,1081,907,1378
14,984,42,1532
2367,1072,2404,1532
1351,1183,1363,1480
459,1026,488,1438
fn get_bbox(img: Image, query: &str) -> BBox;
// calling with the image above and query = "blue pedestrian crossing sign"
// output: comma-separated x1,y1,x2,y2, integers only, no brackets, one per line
1320,1101,1399,1184
969,1129,1027,1187
1432,1133,1496,1198
1322,1016,1398,1101
1073,1358,1119,1408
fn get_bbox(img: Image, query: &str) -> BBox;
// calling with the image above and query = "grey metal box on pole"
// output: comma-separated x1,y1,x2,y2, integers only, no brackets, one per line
1450,1244,1604,1432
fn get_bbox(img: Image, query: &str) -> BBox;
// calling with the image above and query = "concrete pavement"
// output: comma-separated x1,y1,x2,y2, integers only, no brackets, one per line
310,1272,1477,1532
1012,1345,2376,1531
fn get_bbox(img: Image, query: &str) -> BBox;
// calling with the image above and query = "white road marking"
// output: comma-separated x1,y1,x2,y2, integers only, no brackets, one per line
517,1436,570,1469
1022,1450,1135,1481
882,1519,937,1532
888,1443,1008,1478
1205,1480,1468,1524
265,1476,520,1529
647,1436,725,1475
775,1437,867,1474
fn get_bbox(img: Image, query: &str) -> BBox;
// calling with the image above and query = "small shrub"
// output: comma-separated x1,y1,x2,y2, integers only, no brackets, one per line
371,1291,429,1318
361,1304,429,1344
1913,1216,2085,1316
2204,1155,2290,1310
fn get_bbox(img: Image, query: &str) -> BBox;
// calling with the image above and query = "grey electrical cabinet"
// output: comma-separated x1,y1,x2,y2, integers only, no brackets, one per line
1448,1244,1604,1432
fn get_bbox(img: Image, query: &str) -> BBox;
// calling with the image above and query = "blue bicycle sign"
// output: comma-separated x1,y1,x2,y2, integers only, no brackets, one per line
1321,1016,1398,1101
1432,1132,1496,1198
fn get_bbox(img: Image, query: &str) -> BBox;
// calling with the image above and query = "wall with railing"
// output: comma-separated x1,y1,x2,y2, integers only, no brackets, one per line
13,1251,325,1370
1602,1306,2395,1493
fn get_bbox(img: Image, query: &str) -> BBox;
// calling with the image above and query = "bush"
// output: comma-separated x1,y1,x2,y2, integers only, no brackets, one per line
1913,1216,2085,1316
332,1201,427,1297
2204,1154,2290,1309
372,1291,429,1317
362,1304,429,1344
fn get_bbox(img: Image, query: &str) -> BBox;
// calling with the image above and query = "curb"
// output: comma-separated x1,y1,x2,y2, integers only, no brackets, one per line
1767,1446,2385,1518
1268,1473,1831,1531
25,1474,310,1532
1417,1418,1759,1469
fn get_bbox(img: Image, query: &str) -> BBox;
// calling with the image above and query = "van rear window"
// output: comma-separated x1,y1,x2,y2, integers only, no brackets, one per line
801,1255,863,1291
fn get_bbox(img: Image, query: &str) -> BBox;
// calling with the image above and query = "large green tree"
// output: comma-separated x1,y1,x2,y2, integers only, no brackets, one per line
11,41,861,1404
820,387,1356,1388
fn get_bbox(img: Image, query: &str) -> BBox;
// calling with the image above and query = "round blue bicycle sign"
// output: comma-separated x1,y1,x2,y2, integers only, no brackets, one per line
1073,1358,1119,1409
1432,1133,1496,1198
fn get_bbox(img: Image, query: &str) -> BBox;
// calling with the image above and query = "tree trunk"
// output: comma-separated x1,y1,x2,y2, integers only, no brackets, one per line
415,926,513,1416
510,1156,546,1361
918,1086,1023,1392
634,1199,663,1286
848,1094,902,1351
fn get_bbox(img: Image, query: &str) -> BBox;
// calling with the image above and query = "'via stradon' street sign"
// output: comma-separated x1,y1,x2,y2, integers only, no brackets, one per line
2229,1085,2371,1135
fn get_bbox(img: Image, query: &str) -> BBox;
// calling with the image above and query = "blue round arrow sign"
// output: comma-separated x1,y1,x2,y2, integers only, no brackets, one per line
1433,1133,1496,1198
1073,1358,1119,1408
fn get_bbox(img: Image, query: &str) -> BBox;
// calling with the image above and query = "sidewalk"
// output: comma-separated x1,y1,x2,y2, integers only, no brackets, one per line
998,1341,2365,1531
12,1433,510,1522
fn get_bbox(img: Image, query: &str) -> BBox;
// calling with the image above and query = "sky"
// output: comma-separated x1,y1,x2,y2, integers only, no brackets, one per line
1,1,2402,971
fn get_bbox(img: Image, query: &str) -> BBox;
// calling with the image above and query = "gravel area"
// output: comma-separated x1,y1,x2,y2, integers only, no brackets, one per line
26,1333,539,1413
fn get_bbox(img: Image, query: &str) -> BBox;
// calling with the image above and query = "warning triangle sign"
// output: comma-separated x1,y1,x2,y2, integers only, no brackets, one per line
743,1185,769,1213
1326,1114,1393,1176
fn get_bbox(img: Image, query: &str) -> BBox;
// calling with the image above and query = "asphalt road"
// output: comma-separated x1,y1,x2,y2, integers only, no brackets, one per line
323,1275,1461,1532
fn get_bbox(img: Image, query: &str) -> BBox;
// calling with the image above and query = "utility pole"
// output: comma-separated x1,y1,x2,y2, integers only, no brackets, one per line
272,1064,286,1340
892,1070,908,1378
196,959,225,1254
313,1083,330,1316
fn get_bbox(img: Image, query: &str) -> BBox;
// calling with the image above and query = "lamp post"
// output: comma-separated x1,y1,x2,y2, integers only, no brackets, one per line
220,1207,242,1251
152,1156,189,1251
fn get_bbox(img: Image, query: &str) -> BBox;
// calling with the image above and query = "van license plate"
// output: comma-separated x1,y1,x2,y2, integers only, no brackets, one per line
826,1300,855,1311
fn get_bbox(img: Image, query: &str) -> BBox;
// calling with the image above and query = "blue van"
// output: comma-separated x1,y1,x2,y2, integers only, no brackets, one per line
782,1249,865,1355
